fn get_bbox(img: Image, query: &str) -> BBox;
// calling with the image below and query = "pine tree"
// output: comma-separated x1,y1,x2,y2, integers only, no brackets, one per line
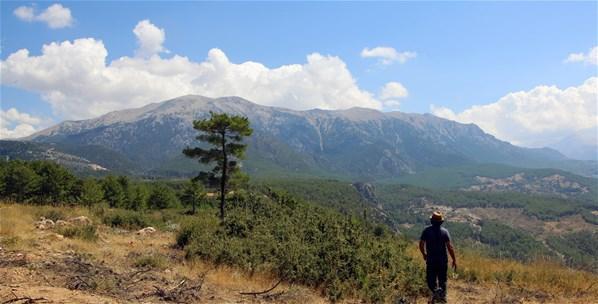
183,112,253,220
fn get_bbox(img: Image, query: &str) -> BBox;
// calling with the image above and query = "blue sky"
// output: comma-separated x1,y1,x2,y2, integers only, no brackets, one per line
1,1,597,148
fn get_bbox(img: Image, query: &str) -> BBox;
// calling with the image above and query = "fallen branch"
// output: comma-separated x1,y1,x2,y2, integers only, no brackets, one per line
240,279,282,296
128,267,152,279
2,296,48,304
138,276,204,302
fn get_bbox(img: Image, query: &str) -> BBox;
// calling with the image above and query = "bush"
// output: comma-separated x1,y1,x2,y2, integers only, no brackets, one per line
102,210,153,230
58,225,98,241
147,183,179,209
177,191,426,302
36,209,66,222
133,253,167,269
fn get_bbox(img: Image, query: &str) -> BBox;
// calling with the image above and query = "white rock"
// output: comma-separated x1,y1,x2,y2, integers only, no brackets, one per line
34,218,55,230
55,220,70,227
136,227,157,236
68,216,92,226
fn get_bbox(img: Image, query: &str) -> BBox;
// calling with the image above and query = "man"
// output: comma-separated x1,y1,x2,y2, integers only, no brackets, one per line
419,211,457,303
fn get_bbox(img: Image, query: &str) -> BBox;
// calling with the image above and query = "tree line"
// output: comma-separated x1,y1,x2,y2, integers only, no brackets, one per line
0,159,207,211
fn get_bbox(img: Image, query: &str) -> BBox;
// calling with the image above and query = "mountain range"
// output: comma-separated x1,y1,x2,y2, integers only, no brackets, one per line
4,95,597,179
550,128,598,161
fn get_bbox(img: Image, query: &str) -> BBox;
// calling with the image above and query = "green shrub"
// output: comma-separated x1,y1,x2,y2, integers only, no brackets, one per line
133,253,167,269
102,210,152,230
58,225,98,241
0,236,22,249
178,191,426,302
147,183,179,209
36,208,66,222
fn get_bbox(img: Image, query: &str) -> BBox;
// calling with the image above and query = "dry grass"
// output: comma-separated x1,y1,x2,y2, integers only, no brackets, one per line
5,202,596,304
0,202,326,304
1,204,38,250
408,242,598,302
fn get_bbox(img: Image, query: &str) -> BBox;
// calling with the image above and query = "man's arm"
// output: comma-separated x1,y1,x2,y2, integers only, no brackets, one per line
419,240,427,261
447,241,457,270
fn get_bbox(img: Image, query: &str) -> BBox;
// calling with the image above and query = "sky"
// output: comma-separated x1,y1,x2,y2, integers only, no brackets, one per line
1,1,597,149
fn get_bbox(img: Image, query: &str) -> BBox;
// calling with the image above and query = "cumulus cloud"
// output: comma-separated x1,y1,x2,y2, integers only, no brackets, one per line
361,46,416,65
379,82,408,110
1,23,386,119
380,82,408,99
565,46,598,65
133,20,167,58
14,6,35,21
13,3,73,29
431,77,598,147
0,108,47,139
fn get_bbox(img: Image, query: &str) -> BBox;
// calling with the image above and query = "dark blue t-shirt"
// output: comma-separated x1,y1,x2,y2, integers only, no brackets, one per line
420,225,451,265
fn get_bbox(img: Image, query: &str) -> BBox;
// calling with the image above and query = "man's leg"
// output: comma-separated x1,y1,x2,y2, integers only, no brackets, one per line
426,264,437,292
438,263,448,300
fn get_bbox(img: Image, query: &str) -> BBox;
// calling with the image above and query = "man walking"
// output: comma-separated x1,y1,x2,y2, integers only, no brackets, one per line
419,211,457,303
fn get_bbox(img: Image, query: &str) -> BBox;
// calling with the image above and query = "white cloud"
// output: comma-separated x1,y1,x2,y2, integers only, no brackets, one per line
0,108,46,139
361,46,416,65
133,20,167,58
380,82,408,99
13,4,73,29
379,81,408,110
565,46,598,65
1,23,387,120
431,77,598,147
14,6,35,22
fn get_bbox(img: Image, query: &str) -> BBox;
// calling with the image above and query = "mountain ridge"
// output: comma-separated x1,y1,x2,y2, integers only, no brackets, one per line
12,95,596,179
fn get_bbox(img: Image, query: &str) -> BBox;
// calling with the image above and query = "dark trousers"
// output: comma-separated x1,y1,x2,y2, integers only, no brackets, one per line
426,263,447,293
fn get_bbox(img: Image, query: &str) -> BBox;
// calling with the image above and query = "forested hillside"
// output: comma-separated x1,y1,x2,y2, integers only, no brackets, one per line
260,178,598,271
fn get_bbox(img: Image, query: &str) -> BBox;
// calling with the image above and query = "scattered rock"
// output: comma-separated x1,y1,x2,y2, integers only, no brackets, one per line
55,220,71,227
136,227,157,236
68,216,92,226
48,233,65,241
35,217,55,230
165,223,180,231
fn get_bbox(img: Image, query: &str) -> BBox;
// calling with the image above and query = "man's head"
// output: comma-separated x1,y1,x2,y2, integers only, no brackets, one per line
430,211,444,226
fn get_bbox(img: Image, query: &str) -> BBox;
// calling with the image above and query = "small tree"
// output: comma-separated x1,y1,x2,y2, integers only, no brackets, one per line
181,180,206,214
32,161,76,204
147,183,178,209
102,176,125,208
2,161,40,202
78,179,104,206
183,112,253,220
128,184,148,211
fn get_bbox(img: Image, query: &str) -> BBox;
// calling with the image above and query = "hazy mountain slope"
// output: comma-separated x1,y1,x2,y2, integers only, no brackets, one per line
21,95,589,178
551,128,598,161
0,140,137,174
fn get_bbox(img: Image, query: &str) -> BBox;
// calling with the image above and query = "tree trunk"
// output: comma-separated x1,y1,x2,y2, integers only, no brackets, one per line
220,131,227,221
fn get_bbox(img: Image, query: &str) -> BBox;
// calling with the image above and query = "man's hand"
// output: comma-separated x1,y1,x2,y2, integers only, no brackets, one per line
451,260,457,271
419,240,427,262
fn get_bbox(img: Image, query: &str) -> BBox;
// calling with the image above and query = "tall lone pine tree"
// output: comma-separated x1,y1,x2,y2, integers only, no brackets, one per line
183,112,253,220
